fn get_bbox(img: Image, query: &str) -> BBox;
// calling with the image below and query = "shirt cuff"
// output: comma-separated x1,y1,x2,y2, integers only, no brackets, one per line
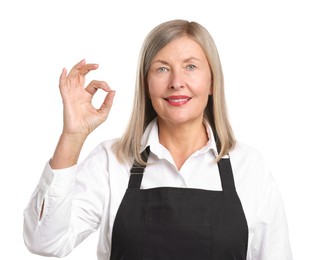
39,161,77,197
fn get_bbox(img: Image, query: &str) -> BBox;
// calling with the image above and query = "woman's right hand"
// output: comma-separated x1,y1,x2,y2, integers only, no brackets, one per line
59,59,115,138
50,59,115,169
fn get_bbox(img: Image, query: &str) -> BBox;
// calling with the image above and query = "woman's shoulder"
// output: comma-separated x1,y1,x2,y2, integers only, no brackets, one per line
230,141,265,162
229,141,272,181
77,137,129,173
77,138,120,166
89,138,120,157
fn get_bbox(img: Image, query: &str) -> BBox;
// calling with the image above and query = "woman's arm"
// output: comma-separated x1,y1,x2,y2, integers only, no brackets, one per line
51,59,115,169
23,59,115,256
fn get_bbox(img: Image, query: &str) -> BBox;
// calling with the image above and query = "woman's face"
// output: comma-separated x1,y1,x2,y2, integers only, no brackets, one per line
147,36,212,126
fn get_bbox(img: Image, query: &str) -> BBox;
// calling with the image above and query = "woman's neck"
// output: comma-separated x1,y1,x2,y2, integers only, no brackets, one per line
157,117,208,170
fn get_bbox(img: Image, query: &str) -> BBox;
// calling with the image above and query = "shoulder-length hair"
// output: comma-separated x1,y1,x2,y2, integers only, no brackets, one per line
113,19,235,165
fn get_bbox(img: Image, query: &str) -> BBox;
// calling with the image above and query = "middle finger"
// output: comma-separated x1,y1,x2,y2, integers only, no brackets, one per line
68,60,99,78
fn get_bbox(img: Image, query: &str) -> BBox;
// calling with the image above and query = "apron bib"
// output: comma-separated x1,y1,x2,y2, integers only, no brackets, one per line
110,147,248,260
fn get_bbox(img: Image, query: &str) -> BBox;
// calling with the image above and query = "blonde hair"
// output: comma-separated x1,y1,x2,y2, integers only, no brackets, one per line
113,19,235,165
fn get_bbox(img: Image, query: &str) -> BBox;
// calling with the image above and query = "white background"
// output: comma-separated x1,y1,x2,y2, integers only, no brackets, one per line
0,0,316,259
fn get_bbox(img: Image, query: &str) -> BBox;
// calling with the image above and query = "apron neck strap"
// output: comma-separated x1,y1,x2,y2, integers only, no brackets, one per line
128,146,150,189
217,157,236,191
128,146,236,191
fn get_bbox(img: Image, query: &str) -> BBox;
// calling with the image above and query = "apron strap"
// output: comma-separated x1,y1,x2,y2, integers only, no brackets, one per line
211,115,236,191
217,157,236,191
128,146,150,189
128,146,236,192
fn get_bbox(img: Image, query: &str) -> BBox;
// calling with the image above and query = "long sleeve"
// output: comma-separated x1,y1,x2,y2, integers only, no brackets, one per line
244,151,293,260
231,143,293,260
23,146,109,257
250,177,293,260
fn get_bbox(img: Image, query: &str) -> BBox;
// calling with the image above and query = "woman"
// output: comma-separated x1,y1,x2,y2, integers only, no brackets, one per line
23,19,293,259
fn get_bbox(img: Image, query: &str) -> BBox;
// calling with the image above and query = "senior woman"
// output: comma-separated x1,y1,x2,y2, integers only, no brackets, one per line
23,19,293,260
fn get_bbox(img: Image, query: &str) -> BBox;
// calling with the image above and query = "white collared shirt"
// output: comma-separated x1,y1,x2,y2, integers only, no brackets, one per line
23,118,293,259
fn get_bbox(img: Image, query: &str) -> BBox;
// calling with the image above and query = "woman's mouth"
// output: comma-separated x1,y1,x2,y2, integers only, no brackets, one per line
163,96,192,106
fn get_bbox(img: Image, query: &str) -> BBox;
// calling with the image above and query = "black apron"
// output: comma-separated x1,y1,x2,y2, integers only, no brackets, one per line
110,146,248,260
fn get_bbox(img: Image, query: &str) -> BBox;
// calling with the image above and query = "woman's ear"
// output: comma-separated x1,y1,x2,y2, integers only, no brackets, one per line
145,83,151,99
209,76,213,95
209,82,213,95
209,86,213,95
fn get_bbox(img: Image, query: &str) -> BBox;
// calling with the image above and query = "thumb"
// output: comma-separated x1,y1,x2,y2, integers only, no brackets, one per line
99,90,116,116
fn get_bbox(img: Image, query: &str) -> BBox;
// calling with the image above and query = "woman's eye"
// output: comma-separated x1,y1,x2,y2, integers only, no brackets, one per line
157,67,168,73
186,64,196,70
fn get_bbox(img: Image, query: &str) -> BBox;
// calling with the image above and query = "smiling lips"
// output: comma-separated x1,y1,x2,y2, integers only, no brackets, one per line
163,95,192,106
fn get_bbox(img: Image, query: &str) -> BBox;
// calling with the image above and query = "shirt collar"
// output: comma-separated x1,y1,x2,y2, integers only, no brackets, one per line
140,118,219,157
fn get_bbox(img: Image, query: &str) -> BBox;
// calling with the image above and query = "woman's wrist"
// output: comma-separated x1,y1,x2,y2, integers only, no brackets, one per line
50,133,87,169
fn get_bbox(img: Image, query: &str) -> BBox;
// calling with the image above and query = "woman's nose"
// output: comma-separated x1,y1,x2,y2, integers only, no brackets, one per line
170,81,184,90
169,71,184,90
